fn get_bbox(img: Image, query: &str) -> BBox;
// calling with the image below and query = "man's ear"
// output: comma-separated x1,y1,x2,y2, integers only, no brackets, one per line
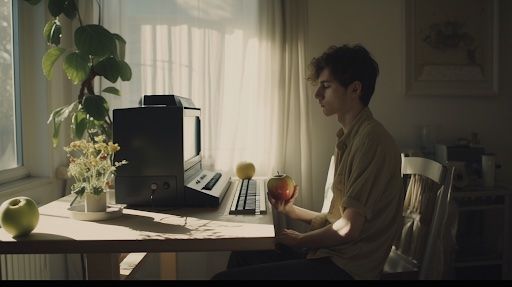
349,81,362,97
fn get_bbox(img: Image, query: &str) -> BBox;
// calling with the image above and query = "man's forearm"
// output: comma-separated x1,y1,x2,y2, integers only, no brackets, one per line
297,212,360,249
298,224,348,249
286,205,321,224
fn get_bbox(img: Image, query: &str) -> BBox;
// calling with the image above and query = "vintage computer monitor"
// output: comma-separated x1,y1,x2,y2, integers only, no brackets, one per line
113,95,230,208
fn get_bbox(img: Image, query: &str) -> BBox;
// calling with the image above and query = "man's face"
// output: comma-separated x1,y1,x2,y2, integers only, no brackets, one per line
313,68,350,117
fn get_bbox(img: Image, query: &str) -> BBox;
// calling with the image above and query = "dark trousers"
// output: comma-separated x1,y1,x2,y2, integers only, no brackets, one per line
211,246,354,280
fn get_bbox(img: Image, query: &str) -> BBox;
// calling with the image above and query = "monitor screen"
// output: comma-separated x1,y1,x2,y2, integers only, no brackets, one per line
183,115,201,162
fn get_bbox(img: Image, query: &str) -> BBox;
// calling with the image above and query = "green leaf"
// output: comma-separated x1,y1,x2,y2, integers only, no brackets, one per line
56,101,77,123
52,118,62,147
63,52,90,84
49,22,62,46
43,19,54,43
62,0,77,20
24,0,42,5
83,95,108,121
47,106,65,125
112,33,126,61
119,61,132,81
48,107,64,147
44,18,62,46
47,102,76,147
94,57,120,83
72,109,88,139
48,0,65,17
42,47,66,79
75,25,116,57
102,86,121,96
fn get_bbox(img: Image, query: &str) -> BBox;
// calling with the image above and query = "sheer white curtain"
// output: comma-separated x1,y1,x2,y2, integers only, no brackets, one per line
102,0,314,209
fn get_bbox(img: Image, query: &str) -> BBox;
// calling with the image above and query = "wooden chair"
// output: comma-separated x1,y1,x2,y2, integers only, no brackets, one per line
382,155,455,280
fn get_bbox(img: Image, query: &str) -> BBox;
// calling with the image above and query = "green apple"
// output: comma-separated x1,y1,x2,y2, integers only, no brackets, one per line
0,196,40,237
267,173,295,201
235,161,256,180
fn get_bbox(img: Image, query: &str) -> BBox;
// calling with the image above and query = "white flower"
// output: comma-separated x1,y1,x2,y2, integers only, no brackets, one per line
64,137,128,197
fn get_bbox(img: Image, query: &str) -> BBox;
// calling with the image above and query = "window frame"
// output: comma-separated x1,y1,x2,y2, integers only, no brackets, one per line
0,0,29,185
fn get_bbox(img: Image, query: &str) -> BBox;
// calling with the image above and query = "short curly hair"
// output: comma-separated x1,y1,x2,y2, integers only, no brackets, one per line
307,44,379,106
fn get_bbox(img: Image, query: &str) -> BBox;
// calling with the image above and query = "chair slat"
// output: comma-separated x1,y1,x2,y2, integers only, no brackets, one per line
401,157,444,183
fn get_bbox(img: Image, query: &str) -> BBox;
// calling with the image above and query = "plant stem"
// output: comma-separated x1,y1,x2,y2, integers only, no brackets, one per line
99,124,110,140
78,70,97,102
69,194,79,207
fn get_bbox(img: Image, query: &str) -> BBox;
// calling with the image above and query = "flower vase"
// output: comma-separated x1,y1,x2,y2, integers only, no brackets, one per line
84,192,107,212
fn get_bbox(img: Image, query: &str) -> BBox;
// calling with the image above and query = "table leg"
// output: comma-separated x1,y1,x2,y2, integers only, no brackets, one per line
504,195,510,279
159,253,177,279
85,253,120,280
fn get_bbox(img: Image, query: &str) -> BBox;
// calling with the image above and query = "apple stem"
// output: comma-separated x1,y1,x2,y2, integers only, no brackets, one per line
10,199,21,207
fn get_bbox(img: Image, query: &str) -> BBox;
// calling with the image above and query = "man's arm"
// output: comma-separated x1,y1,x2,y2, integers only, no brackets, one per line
285,205,321,225
268,185,320,224
277,207,365,249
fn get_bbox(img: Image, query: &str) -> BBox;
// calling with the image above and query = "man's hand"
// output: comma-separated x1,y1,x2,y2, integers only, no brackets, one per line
267,185,299,217
276,228,304,248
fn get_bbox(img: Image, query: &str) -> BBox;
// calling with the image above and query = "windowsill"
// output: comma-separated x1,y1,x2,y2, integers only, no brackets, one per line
0,176,60,206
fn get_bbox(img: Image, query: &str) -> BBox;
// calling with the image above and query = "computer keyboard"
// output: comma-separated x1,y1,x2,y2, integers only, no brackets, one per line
229,179,267,215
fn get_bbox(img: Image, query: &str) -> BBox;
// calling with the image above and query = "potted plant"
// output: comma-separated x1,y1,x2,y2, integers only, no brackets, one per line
64,135,127,211
24,0,132,145
23,0,132,208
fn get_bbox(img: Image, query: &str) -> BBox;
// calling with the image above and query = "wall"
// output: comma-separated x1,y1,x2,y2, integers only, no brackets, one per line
307,0,512,211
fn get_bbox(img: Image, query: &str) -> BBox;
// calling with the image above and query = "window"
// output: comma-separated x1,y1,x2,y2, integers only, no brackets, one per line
103,0,283,175
0,0,22,182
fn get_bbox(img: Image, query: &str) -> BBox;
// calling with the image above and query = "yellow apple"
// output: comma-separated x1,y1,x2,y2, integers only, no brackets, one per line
267,173,295,201
0,196,40,237
235,161,256,180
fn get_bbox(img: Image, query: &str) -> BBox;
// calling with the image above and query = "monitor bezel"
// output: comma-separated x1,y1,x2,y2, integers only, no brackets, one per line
183,108,201,171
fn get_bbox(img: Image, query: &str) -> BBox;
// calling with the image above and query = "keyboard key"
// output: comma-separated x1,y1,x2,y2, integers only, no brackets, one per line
229,179,266,215
203,172,222,190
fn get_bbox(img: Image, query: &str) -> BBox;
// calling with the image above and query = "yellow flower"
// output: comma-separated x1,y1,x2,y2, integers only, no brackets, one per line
108,142,120,153
64,139,128,198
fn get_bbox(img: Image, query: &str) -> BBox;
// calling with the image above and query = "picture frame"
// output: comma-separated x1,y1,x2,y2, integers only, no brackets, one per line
404,0,499,97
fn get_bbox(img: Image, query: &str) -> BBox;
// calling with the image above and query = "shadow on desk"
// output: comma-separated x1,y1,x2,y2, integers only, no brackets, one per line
100,213,193,236
14,233,75,241
97,212,255,241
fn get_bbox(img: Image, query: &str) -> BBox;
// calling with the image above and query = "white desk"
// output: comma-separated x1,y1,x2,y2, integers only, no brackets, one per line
0,178,275,279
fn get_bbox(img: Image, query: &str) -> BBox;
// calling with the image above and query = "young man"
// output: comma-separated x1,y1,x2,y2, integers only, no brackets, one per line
212,44,403,280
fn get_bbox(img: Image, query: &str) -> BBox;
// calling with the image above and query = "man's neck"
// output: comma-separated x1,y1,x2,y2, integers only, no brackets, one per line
337,105,365,133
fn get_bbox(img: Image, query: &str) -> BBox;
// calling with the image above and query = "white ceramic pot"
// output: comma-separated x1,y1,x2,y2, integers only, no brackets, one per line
84,192,107,212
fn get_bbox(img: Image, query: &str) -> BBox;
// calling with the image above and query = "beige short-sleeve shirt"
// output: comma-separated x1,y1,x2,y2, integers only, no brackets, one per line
308,108,403,280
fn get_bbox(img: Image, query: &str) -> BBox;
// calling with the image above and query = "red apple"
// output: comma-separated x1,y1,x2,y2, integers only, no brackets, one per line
267,173,295,201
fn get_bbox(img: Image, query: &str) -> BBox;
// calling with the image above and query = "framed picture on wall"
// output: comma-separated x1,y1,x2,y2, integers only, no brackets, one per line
404,0,498,97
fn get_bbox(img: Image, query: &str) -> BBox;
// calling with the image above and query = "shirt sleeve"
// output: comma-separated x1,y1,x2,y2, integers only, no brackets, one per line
342,135,394,220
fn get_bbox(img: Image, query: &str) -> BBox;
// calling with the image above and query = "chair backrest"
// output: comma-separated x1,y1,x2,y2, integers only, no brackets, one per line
396,155,455,279
321,155,335,213
321,154,455,279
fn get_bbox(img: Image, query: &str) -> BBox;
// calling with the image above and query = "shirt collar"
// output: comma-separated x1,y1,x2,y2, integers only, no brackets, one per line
336,107,373,150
